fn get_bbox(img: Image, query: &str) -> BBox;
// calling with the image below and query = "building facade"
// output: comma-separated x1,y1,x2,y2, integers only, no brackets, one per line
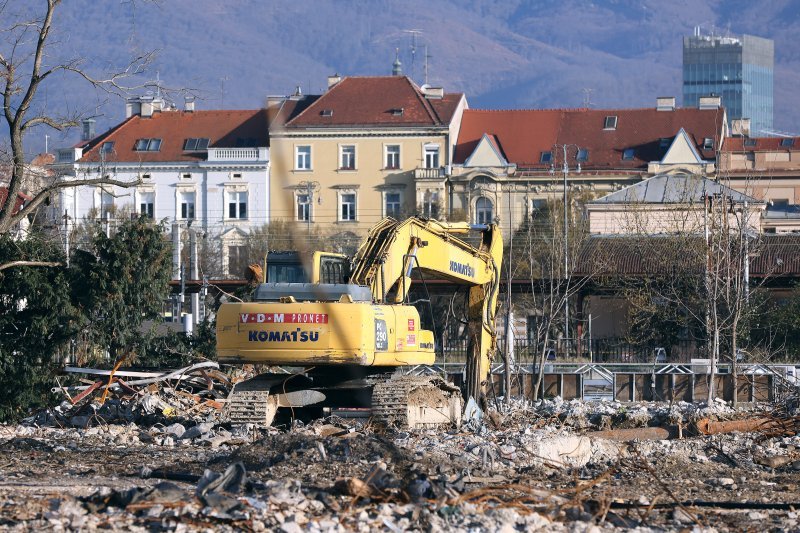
445,97,726,236
683,28,774,135
267,75,466,239
50,96,270,277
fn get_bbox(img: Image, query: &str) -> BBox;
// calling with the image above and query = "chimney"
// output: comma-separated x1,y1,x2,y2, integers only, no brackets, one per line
81,119,96,141
731,118,751,137
327,74,342,89
656,96,675,111
184,96,195,112
140,98,154,117
422,86,444,99
699,94,722,109
266,95,284,109
126,97,141,118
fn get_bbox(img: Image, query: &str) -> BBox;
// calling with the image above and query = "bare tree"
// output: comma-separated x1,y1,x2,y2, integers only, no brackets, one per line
514,193,596,400
0,0,156,237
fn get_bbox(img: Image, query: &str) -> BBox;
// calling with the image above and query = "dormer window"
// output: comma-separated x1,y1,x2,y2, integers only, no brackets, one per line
183,138,210,151
101,141,115,154
744,138,757,147
576,148,589,162
603,116,618,130
540,151,552,163
703,137,714,150
321,109,333,117
780,138,795,147
134,138,162,151
622,148,635,161
390,108,404,116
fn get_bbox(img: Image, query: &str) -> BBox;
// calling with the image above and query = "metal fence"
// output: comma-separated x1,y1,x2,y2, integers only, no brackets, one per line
436,337,705,364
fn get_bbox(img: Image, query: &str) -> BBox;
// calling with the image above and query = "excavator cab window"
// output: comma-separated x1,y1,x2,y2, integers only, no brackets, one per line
318,255,350,284
265,251,308,283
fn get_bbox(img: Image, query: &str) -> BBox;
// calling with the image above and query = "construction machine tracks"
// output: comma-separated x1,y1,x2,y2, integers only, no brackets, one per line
371,375,463,429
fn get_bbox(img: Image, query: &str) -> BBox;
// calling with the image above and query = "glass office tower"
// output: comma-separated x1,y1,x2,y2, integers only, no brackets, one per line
683,28,774,134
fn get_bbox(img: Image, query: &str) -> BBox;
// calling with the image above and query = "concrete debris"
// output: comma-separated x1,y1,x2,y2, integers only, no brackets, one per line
2,385,800,530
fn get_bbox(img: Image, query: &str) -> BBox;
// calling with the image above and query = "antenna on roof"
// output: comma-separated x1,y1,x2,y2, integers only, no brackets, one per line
402,29,422,81
582,88,594,108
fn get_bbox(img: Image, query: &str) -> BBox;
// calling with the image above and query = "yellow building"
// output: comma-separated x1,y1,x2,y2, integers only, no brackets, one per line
268,75,466,236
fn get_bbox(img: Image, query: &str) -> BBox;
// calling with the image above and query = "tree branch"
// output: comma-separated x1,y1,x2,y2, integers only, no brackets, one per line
0,260,62,272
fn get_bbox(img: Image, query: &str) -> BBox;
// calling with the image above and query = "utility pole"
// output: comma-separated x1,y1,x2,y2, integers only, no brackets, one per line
503,183,514,403
556,144,580,357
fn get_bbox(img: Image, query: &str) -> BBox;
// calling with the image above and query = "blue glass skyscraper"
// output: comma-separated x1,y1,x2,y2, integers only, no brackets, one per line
683,28,774,135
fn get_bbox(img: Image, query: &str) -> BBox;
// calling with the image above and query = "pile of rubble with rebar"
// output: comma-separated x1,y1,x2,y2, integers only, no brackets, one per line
1,368,799,531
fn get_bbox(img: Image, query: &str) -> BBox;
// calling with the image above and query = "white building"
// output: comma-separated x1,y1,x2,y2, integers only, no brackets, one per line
50,96,270,277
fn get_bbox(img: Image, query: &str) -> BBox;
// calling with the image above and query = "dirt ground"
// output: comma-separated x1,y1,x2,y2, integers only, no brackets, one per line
1,399,799,531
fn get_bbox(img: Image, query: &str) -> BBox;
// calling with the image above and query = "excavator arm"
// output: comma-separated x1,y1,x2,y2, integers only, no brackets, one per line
350,217,503,402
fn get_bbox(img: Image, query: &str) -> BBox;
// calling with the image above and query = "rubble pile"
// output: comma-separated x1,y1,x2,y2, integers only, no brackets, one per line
30,362,233,429
2,392,800,531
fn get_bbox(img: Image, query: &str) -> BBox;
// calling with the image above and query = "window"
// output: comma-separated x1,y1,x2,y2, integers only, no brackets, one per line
134,138,162,151
603,116,618,129
181,173,192,180
227,245,247,278
232,173,242,179
622,148,635,161
101,141,115,154
139,191,154,219
781,138,795,147
321,109,333,117
183,138,210,151
385,145,400,169
142,173,151,180
340,145,356,170
99,189,114,219
530,198,548,213
296,193,310,221
180,191,195,220
227,191,248,219
576,148,589,162
475,197,493,225
703,137,714,150
295,145,311,170
424,145,440,169
385,192,401,218
340,193,356,221
744,138,757,147
540,151,552,163
659,137,671,148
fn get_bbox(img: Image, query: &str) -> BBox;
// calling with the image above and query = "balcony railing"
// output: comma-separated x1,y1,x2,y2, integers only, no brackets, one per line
207,147,268,162
414,166,445,179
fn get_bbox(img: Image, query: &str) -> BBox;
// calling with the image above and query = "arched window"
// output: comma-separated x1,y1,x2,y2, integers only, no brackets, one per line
475,197,493,224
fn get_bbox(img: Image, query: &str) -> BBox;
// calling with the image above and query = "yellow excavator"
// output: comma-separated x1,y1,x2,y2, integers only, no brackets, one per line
215,216,503,427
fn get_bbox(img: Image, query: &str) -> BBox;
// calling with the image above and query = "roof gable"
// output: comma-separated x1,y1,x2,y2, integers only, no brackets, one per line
464,133,508,167
660,128,706,165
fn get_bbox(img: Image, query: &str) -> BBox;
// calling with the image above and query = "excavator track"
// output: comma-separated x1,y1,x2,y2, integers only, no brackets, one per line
371,375,463,428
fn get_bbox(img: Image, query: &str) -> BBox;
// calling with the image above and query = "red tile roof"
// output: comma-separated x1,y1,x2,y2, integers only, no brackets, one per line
0,187,30,215
284,76,463,128
79,109,270,163
723,136,800,152
454,107,724,170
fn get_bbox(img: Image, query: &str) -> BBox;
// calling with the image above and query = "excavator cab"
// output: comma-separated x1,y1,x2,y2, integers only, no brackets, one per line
262,251,350,284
